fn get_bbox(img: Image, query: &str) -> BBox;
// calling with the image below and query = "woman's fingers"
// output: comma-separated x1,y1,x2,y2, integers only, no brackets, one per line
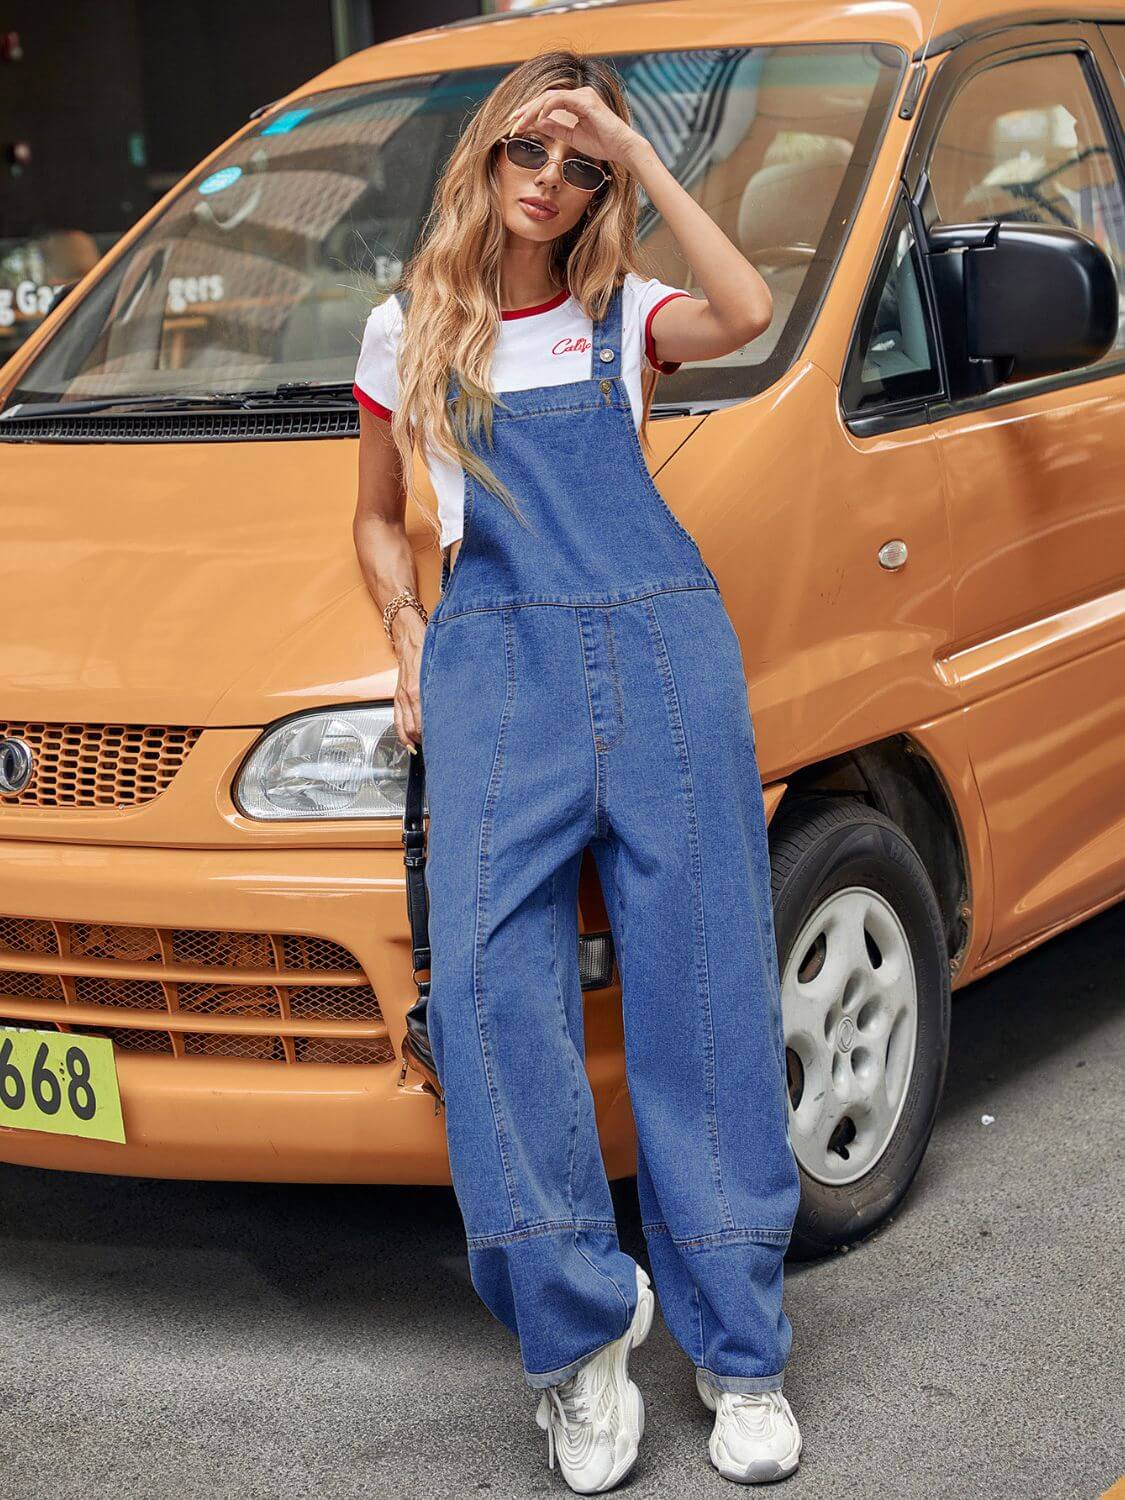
509,87,584,137
508,86,627,164
393,698,409,754
508,89,551,130
396,674,423,752
537,96,585,141
405,691,422,749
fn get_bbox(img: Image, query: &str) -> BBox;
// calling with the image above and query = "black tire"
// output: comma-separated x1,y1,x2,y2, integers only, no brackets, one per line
768,795,951,1260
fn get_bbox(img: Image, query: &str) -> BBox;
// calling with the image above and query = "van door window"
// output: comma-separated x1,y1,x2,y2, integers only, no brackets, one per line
925,49,1125,361
841,194,942,418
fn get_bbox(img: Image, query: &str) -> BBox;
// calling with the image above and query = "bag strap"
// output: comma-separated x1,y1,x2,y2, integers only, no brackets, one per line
402,741,429,995
397,523,449,1106
400,742,445,1107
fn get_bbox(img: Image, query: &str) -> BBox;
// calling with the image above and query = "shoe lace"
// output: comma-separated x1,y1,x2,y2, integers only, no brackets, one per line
543,1374,595,1470
730,1391,781,1411
726,1390,784,1431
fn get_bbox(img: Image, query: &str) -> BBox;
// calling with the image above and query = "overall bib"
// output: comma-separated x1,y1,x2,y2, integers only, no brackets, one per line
416,281,801,1395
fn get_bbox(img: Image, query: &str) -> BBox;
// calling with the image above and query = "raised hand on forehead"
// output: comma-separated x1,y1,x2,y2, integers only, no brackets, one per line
505,84,641,168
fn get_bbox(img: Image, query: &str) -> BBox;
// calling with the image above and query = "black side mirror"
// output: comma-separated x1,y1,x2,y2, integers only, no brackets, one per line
924,219,1119,397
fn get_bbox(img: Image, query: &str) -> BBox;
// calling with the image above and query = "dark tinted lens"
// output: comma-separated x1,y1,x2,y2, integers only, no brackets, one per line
562,158,605,192
505,137,547,169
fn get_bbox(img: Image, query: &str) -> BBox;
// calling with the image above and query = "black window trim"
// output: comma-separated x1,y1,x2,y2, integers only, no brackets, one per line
840,182,948,435
913,7,1125,61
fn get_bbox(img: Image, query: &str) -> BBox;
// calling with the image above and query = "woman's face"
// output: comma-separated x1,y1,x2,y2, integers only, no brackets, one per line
492,127,603,243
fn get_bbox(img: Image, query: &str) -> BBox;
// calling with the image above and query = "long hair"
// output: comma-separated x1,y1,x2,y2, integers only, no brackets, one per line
387,49,668,548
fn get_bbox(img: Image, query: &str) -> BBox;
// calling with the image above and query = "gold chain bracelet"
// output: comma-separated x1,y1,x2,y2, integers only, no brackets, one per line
383,587,429,642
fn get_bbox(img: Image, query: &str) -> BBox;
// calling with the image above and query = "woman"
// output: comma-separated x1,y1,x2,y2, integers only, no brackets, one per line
352,50,802,1494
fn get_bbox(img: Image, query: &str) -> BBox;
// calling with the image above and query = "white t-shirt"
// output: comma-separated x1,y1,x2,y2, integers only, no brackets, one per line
352,271,693,548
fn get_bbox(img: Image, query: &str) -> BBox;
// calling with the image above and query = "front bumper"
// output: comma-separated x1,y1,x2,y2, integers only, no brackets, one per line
0,836,632,1182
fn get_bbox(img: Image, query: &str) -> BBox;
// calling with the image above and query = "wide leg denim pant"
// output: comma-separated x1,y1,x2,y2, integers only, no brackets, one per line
415,280,801,1395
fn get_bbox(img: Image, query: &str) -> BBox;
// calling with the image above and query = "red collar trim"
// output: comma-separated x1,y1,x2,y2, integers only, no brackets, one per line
500,287,569,320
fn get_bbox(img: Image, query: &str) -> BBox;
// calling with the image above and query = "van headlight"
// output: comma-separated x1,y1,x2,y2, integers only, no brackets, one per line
233,705,416,819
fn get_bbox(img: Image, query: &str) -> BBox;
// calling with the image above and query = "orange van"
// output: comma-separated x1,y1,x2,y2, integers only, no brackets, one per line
2,0,1123,1258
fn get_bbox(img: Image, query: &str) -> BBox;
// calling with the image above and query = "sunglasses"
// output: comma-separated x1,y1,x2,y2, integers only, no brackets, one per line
496,135,611,194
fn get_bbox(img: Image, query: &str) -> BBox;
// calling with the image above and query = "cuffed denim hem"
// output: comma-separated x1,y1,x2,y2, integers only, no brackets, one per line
697,1366,785,1394
523,1327,627,1391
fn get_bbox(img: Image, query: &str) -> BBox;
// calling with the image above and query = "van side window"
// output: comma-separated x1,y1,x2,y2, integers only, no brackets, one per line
926,50,1125,361
841,195,941,417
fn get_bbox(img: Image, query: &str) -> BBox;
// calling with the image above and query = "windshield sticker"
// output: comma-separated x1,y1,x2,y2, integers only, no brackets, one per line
198,166,243,196
260,108,313,136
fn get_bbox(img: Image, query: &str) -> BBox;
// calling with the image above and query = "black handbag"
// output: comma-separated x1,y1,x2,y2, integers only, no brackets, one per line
399,739,445,1107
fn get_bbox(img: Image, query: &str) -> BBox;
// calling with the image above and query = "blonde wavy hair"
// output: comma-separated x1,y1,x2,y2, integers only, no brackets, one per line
387,48,670,549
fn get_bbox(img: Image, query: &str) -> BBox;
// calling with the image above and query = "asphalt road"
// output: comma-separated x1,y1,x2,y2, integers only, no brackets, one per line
1,901,1122,1499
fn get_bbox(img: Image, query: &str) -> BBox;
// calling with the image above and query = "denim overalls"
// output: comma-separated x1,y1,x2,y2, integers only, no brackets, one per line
415,281,801,1395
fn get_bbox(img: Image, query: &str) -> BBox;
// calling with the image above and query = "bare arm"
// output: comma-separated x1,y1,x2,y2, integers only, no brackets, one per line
622,135,774,367
352,404,426,752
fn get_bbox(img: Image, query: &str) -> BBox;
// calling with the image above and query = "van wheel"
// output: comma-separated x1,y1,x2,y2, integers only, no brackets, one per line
768,796,951,1259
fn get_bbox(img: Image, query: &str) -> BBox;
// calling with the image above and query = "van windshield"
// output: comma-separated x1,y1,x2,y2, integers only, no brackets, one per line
5,45,902,414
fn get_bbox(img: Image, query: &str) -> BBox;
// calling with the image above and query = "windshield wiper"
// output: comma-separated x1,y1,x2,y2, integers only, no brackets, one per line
2,392,244,419
243,381,356,405
2,382,357,420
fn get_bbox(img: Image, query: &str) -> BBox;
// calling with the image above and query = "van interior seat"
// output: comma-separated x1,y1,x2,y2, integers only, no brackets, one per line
735,146,852,356
737,145,853,258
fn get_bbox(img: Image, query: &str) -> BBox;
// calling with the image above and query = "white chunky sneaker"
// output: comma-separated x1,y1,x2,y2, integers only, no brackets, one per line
695,1368,802,1483
534,1264,655,1494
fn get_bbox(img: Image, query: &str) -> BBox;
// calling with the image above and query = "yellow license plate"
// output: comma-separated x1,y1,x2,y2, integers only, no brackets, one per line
0,1027,125,1143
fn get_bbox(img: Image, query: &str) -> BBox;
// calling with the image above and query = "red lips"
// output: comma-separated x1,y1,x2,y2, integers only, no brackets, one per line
519,196,559,218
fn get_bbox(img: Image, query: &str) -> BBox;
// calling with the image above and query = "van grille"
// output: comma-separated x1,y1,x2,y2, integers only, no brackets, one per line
0,916,394,1065
0,720,202,808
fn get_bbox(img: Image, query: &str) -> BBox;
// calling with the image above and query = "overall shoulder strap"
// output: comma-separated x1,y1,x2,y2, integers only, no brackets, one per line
590,280,624,378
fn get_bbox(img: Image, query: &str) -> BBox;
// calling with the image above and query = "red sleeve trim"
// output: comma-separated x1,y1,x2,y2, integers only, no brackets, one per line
353,383,394,422
644,290,693,374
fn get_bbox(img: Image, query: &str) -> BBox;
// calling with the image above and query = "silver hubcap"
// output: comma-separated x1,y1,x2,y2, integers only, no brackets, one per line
780,885,918,1186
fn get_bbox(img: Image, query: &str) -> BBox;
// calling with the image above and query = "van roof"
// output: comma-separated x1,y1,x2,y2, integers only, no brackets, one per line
279,0,1125,103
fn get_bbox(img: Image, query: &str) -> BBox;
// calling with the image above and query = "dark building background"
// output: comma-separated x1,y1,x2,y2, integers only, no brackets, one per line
0,0,477,239
0,0,479,356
